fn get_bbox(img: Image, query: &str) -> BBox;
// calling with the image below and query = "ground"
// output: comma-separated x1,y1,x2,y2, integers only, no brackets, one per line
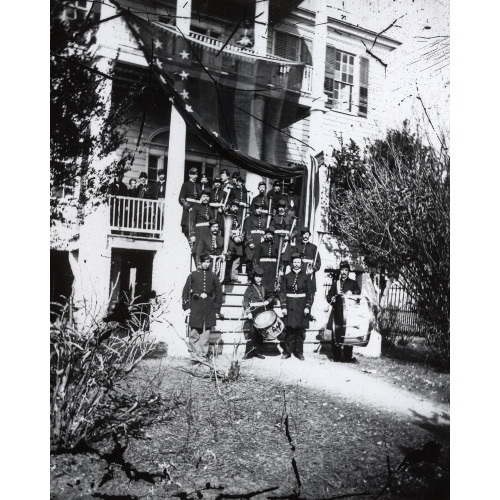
50,351,450,499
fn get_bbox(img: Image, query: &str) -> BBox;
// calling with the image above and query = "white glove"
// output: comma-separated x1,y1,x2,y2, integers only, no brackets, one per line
200,293,207,299
190,236,196,243
246,312,252,319
185,309,191,316
304,308,310,316
281,308,288,316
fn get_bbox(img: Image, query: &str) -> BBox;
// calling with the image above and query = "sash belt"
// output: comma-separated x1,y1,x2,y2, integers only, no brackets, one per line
196,222,209,227
287,293,306,298
260,258,277,262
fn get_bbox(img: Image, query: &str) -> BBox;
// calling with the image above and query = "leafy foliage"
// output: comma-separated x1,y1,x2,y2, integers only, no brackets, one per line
329,123,450,364
50,0,139,223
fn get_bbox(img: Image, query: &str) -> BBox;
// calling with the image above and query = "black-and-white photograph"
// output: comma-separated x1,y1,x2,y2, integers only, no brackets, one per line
47,0,453,497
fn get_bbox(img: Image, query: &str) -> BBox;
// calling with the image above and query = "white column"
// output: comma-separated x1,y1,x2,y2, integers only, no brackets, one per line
254,0,269,55
309,0,329,325
176,0,192,34
149,0,193,356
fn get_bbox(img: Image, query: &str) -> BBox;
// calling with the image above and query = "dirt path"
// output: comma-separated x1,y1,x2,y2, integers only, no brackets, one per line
237,353,450,426
171,351,449,429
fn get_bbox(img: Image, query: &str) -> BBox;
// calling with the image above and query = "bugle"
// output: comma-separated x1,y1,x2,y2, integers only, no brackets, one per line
220,212,235,282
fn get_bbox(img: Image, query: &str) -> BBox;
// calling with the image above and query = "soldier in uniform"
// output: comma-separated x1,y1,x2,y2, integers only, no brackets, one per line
242,267,274,359
326,260,361,362
254,227,280,291
243,203,266,280
232,175,249,220
295,227,321,292
209,176,225,231
224,200,244,284
270,199,296,272
279,253,315,360
251,181,269,213
189,191,215,267
179,167,202,239
286,184,300,217
198,219,226,274
266,180,288,215
182,253,223,363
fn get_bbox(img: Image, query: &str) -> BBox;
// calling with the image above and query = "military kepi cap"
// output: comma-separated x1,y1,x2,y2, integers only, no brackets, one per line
253,267,264,276
339,260,351,270
199,253,211,262
189,167,198,174
209,219,219,226
290,252,302,260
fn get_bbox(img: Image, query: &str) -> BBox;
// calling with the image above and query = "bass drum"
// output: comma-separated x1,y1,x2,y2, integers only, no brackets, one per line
333,294,374,347
253,310,284,341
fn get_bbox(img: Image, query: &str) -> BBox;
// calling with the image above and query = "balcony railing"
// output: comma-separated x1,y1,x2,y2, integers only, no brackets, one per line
109,196,165,238
187,30,314,95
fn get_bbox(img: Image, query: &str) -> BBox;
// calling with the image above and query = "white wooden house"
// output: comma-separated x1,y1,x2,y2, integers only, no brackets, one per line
51,0,401,354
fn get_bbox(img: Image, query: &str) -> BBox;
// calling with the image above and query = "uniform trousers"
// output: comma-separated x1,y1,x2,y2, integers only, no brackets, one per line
283,327,306,356
245,325,264,357
189,327,210,360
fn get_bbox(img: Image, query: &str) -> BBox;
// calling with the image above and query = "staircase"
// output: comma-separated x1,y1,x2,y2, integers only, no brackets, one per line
209,271,325,354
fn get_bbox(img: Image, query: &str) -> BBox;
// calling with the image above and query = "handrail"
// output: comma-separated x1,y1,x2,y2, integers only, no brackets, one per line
108,195,165,237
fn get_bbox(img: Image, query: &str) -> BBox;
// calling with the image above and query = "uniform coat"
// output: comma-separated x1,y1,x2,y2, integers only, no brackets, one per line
242,283,275,355
178,180,202,228
243,214,266,261
251,193,269,212
295,241,321,291
266,189,289,214
254,239,280,289
326,277,361,330
279,270,314,329
270,213,295,263
189,203,215,261
182,269,222,329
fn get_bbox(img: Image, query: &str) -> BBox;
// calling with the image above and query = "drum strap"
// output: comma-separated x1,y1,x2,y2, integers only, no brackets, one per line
253,284,265,302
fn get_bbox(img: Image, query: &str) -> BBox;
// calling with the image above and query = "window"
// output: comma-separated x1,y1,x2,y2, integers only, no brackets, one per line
273,31,312,65
325,48,370,116
325,47,354,112
64,1,99,23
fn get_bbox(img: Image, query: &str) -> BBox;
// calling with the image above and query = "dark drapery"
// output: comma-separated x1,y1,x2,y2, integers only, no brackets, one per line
118,8,306,179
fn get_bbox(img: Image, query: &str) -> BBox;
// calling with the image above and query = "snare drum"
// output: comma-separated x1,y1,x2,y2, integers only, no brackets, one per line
253,310,284,341
333,294,374,347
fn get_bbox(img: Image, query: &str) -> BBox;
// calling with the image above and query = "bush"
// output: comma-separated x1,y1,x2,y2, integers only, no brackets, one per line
329,123,449,366
50,296,160,452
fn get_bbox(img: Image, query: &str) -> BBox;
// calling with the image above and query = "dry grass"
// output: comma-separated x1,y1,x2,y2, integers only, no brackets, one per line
51,356,449,499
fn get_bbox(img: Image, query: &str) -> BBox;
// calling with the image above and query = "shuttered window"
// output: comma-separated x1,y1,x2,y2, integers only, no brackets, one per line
358,57,369,117
273,31,312,64
324,47,369,116
324,47,354,112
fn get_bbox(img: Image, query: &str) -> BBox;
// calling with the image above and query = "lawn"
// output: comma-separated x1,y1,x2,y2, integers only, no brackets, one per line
51,353,449,499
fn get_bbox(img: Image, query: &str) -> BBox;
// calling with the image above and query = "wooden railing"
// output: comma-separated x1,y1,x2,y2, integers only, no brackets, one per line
109,195,165,238
187,30,313,95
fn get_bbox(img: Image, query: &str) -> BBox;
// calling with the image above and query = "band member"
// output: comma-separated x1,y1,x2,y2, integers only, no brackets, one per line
326,260,361,361
243,203,266,279
280,253,314,360
209,176,225,232
198,219,225,261
200,172,210,193
189,191,215,266
251,181,269,212
232,175,249,219
179,167,202,238
295,227,321,292
224,200,244,284
267,180,289,215
182,253,223,363
254,227,279,290
270,199,295,271
242,267,274,359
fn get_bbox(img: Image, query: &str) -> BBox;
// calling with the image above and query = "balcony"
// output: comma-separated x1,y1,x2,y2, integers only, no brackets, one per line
109,196,165,239
187,29,313,95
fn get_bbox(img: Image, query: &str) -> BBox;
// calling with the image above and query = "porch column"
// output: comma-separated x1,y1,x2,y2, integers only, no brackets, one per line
148,0,194,356
253,0,269,55
176,0,192,33
309,0,329,324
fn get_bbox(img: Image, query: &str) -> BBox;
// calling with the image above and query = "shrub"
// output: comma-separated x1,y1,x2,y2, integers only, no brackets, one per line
50,296,161,452
329,123,449,366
